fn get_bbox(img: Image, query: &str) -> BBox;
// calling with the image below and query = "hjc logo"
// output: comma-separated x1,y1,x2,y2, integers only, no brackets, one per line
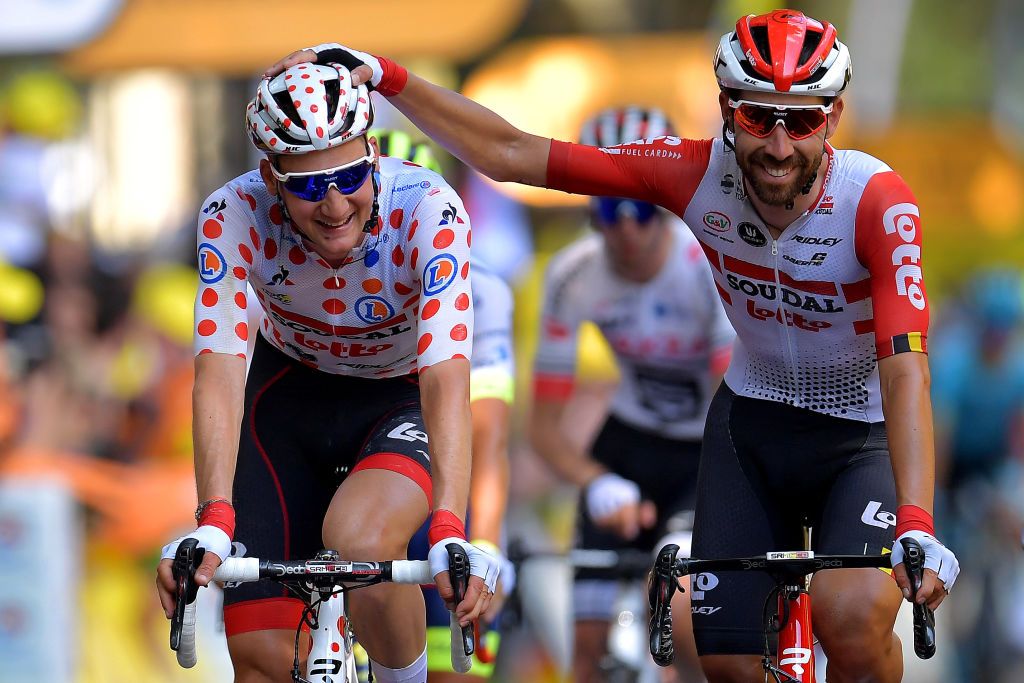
198,243,226,284
423,254,459,296
355,296,395,324
691,572,719,601
883,203,925,311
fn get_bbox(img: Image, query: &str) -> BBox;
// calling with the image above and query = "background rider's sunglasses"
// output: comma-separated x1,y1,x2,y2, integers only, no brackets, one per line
592,197,659,227
271,153,375,202
729,99,833,141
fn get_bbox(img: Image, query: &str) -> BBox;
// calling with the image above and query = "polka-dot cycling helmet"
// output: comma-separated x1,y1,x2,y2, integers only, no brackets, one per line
246,62,373,154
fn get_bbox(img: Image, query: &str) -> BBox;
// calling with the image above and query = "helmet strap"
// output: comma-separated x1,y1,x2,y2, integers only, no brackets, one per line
276,191,312,243
722,119,736,153
362,170,381,233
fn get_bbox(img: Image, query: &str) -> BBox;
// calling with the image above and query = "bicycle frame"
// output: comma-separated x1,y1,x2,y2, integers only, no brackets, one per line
774,579,815,682
305,589,360,683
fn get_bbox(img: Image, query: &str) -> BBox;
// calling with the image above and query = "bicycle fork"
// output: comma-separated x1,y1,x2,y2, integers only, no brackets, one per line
305,591,359,683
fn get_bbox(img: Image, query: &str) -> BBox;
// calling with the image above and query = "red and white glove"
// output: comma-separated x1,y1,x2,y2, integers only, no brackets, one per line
426,510,501,593
160,500,234,566
305,43,408,97
889,504,960,591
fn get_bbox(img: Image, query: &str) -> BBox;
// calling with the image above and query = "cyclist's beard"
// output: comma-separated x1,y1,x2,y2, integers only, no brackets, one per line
738,147,819,207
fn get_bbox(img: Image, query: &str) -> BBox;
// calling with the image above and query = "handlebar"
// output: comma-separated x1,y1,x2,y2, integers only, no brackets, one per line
647,540,937,666
169,540,471,672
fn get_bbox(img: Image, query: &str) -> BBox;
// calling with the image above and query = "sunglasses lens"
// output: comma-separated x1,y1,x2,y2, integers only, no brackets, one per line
282,161,373,201
735,104,826,140
595,198,658,226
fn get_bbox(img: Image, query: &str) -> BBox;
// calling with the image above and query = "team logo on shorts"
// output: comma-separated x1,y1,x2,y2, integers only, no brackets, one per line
423,253,459,296
355,295,396,323
198,243,227,283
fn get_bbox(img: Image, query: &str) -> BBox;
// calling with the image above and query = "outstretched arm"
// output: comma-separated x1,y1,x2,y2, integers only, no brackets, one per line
266,47,551,186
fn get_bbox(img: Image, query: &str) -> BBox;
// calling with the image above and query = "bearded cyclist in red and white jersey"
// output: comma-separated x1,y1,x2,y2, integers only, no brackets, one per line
154,64,499,683
266,9,960,682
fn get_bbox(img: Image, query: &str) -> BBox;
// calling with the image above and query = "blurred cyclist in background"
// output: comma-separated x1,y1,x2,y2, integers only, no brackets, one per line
530,106,732,683
265,7,961,681
930,268,1024,683
374,129,517,682
154,64,498,683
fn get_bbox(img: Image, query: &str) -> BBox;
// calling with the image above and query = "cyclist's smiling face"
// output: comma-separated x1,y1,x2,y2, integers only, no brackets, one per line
260,135,378,264
721,90,843,208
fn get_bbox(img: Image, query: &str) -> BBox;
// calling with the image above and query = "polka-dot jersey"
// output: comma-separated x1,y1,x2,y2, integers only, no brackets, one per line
193,156,473,376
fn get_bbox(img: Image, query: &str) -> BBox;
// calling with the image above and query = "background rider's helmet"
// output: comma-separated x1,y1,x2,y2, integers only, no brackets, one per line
578,105,675,147
372,129,443,175
246,63,373,154
714,9,852,98
967,269,1024,333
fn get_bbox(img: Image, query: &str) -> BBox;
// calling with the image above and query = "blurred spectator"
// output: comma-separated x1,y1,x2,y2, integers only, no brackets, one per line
930,268,1024,683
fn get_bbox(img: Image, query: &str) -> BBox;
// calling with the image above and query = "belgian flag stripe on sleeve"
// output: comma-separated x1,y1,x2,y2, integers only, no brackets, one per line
891,332,926,355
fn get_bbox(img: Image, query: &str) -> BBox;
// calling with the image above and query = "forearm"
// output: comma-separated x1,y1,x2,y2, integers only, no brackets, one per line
879,355,936,513
529,400,606,487
390,73,550,186
192,354,247,502
421,360,473,519
469,398,510,544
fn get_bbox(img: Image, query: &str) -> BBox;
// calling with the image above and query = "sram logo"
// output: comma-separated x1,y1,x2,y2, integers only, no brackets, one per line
882,203,925,311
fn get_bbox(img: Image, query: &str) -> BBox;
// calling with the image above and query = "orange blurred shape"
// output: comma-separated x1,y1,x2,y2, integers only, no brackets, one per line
0,448,195,555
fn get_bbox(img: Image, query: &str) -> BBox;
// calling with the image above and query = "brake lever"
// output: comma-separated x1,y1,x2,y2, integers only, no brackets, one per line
170,538,205,651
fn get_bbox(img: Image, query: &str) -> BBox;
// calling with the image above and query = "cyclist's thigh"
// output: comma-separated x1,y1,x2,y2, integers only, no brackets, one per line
325,399,433,552
226,337,342,637
228,629,309,683
690,385,800,656
812,426,901,636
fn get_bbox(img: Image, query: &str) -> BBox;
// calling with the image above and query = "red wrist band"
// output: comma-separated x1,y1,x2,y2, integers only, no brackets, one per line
199,501,236,540
375,56,408,97
428,509,466,546
895,504,934,538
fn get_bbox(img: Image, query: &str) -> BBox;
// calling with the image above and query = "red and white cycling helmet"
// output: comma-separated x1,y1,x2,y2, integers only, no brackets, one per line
579,105,675,147
246,63,373,154
714,9,851,98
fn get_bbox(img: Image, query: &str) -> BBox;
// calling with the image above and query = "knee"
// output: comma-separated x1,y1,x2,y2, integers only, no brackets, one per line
230,634,300,683
325,513,410,559
700,655,763,683
814,591,897,669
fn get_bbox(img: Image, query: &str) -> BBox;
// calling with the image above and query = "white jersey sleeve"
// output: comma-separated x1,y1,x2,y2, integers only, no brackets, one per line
406,188,474,371
532,238,594,401
194,191,261,358
469,262,515,404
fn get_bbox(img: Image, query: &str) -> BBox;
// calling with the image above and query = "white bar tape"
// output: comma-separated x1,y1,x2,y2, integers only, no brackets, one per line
213,557,260,583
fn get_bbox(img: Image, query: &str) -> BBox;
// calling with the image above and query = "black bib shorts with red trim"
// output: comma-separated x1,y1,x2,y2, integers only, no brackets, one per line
222,334,432,636
690,384,897,656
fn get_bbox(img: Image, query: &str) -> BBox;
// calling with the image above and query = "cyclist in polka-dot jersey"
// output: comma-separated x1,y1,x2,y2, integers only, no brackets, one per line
155,62,499,683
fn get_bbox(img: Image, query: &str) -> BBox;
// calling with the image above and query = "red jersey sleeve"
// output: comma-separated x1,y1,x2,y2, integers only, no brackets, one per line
854,171,929,359
545,137,714,216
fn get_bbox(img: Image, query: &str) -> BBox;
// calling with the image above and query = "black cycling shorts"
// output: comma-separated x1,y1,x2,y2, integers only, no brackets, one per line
223,334,432,636
691,384,897,656
575,414,700,618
